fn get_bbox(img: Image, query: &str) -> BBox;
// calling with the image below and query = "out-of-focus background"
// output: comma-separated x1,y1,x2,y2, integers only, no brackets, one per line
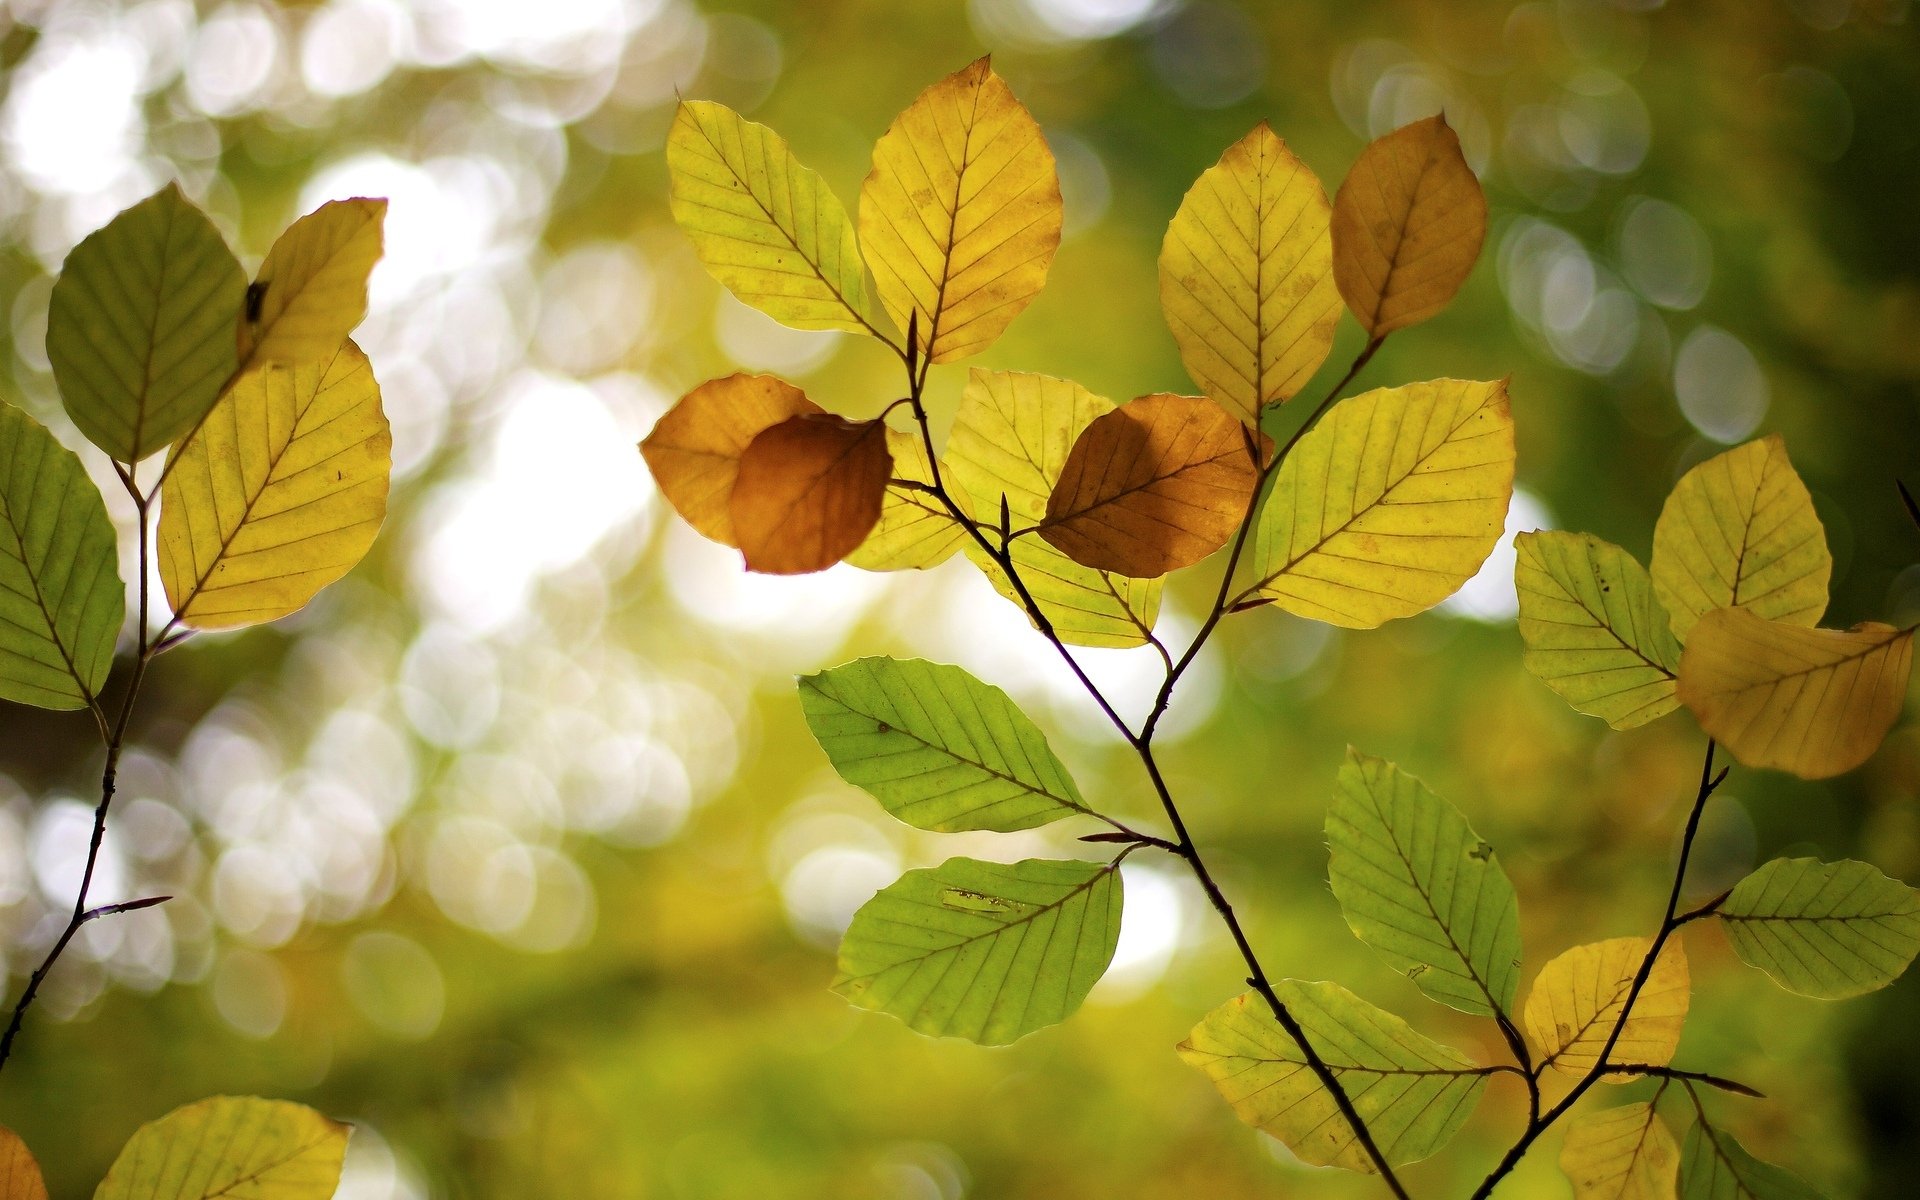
0,0,1915,1196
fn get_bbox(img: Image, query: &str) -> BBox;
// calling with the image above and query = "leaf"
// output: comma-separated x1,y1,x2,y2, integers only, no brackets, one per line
237,198,385,368
1676,609,1914,779
0,403,123,710
93,1096,348,1200
798,657,1090,831
858,57,1062,363
1178,981,1487,1172
1330,114,1487,336
1649,436,1830,642
1157,123,1340,426
1326,749,1522,1017
47,183,246,463
729,413,892,575
944,370,1160,647
1515,531,1684,730
158,341,390,629
640,373,823,548
844,428,965,571
1678,1120,1827,1200
0,1126,46,1200
1560,1103,1681,1200
666,100,885,337
1525,937,1689,1079
1245,378,1514,628
1716,857,1920,999
834,856,1121,1045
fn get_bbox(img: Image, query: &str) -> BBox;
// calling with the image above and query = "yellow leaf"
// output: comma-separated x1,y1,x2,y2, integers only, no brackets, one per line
1159,123,1340,426
944,370,1160,647
1244,378,1514,628
1331,115,1487,336
1650,436,1830,642
1558,1103,1681,1200
94,1096,347,1200
1515,531,1683,730
845,428,966,571
640,373,823,548
859,57,1061,363
158,341,390,629
1677,608,1915,779
666,100,887,337
1526,937,1688,1079
730,414,892,575
0,1125,46,1200
1040,392,1259,577
238,198,385,367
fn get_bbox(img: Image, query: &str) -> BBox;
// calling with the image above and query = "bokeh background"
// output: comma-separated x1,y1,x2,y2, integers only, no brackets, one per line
0,0,1916,1196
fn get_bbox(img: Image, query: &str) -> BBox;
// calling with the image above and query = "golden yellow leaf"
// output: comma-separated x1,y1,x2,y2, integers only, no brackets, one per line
943,370,1160,647
1558,1103,1680,1200
1677,608,1915,779
1158,124,1339,426
858,57,1061,363
1650,436,1830,642
640,373,823,548
158,341,390,629
1515,531,1683,730
237,198,385,367
1244,378,1514,628
1526,937,1688,1079
730,414,892,574
1040,392,1259,577
0,1126,46,1200
845,428,966,571
1331,115,1486,337
94,1096,347,1200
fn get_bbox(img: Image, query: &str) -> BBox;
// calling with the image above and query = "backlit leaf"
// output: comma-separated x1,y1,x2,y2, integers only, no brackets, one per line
1327,749,1522,1017
844,428,965,571
667,100,885,337
1717,857,1920,999
1245,378,1514,628
1040,392,1259,577
798,656,1090,831
47,183,246,463
859,57,1061,363
1330,115,1487,336
730,413,891,574
1526,937,1689,1079
1158,123,1339,426
1516,531,1683,730
1178,982,1486,1172
944,370,1160,647
237,198,385,368
158,341,390,629
1678,1120,1827,1200
1650,436,1830,642
1676,608,1914,779
0,403,122,709
94,1096,348,1200
640,373,823,548
834,856,1121,1045
1560,1103,1681,1200
0,1125,46,1200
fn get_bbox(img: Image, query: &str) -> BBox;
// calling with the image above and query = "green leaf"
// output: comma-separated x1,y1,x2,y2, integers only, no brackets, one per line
834,857,1121,1045
1516,531,1683,730
1679,1120,1826,1200
47,183,246,464
1327,750,1522,1017
799,657,1092,832
1178,981,1487,1172
94,1096,348,1200
1716,857,1920,1000
0,403,122,710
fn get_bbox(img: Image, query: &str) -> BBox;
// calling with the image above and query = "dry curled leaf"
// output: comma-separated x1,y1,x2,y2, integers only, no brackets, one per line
730,413,892,574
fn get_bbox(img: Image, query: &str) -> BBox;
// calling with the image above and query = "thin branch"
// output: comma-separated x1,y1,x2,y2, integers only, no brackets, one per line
1605,1064,1764,1099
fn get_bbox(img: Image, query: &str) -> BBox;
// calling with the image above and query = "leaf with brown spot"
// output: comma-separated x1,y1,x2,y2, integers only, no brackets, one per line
640,374,824,548
730,414,892,574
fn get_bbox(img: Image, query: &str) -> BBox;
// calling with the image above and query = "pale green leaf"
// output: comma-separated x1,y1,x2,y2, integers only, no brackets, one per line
94,1096,348,1200
1717,857,1920,1000
1516,531,1683,730
1679,1120,1826,1200
1560,1103,1680,1200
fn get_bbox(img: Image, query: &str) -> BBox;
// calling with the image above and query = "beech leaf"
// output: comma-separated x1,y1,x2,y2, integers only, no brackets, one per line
1559,1102,1681,1200
93,1096,348,1200
640,373,823,548
1717,857,1920,999
844,428,965,571
1678,1120,1827,1200
237,198,385,369
1525,937,1689,1079
0,1126,46,1200
730,413,891,575
1515,531,1683,730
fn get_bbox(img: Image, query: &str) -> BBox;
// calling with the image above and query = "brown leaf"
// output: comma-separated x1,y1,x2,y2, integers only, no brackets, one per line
640,373,822,547
1331,115,1487,336
731,414,893,574
1039,393,1260,577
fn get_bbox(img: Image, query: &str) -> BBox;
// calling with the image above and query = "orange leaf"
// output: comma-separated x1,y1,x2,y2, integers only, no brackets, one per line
731,414,893,574
640,373,822,547
1039,393,1260,577
0,1126,46,1200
